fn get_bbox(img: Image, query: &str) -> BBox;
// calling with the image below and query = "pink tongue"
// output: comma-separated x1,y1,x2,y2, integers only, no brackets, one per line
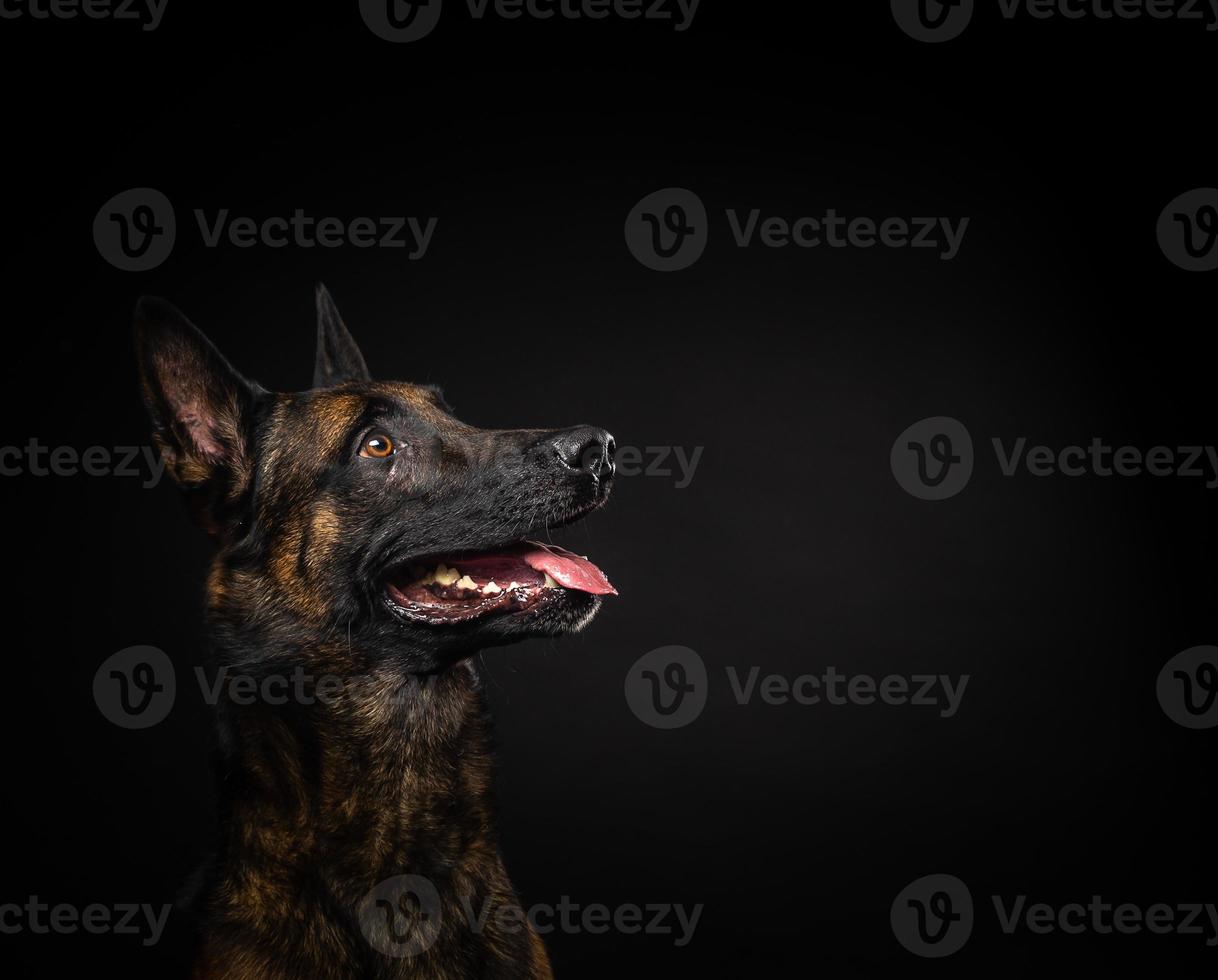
517,541,617,596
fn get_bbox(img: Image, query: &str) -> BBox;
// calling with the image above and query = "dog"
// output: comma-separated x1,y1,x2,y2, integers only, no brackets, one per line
134,286,617,978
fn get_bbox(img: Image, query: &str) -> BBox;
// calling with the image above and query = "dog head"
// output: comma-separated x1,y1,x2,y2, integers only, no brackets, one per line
134,286,616,674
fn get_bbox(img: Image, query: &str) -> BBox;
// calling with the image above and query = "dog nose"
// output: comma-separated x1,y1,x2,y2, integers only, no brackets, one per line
552,426,615,478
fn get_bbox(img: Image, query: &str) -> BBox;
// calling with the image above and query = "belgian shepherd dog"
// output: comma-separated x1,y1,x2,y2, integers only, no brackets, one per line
135,286,616,978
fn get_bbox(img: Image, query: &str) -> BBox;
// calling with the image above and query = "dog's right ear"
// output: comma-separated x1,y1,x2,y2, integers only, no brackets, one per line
134,297,261,532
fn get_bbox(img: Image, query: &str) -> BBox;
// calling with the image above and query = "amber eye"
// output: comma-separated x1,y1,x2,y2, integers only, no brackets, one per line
359,431,396,459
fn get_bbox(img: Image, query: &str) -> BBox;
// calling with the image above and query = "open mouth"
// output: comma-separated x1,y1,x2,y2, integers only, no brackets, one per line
385,541,616,625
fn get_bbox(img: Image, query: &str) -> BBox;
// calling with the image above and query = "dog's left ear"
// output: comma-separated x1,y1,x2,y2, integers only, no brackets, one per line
314,283,371,387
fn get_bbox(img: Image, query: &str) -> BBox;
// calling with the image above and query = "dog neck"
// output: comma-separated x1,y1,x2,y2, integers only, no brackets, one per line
208,650,503,899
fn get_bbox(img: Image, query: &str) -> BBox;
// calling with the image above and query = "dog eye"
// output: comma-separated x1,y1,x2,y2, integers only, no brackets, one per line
359,431,396,459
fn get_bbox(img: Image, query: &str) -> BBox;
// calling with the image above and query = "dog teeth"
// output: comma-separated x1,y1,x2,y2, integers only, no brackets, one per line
414,566,560,594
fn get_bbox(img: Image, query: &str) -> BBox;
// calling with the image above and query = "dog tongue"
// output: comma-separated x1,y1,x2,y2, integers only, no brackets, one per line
518,541,617,596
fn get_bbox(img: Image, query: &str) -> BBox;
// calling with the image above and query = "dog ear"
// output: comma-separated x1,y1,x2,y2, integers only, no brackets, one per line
134,297,261,533
314,283,371,387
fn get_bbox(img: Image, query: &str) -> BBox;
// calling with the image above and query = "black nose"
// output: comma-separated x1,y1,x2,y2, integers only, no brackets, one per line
551,426,616,478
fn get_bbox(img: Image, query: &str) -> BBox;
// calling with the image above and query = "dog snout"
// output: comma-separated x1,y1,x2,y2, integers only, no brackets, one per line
551,426,615,480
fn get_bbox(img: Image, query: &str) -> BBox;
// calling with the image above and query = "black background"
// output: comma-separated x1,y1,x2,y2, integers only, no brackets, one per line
1,1,1215,976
